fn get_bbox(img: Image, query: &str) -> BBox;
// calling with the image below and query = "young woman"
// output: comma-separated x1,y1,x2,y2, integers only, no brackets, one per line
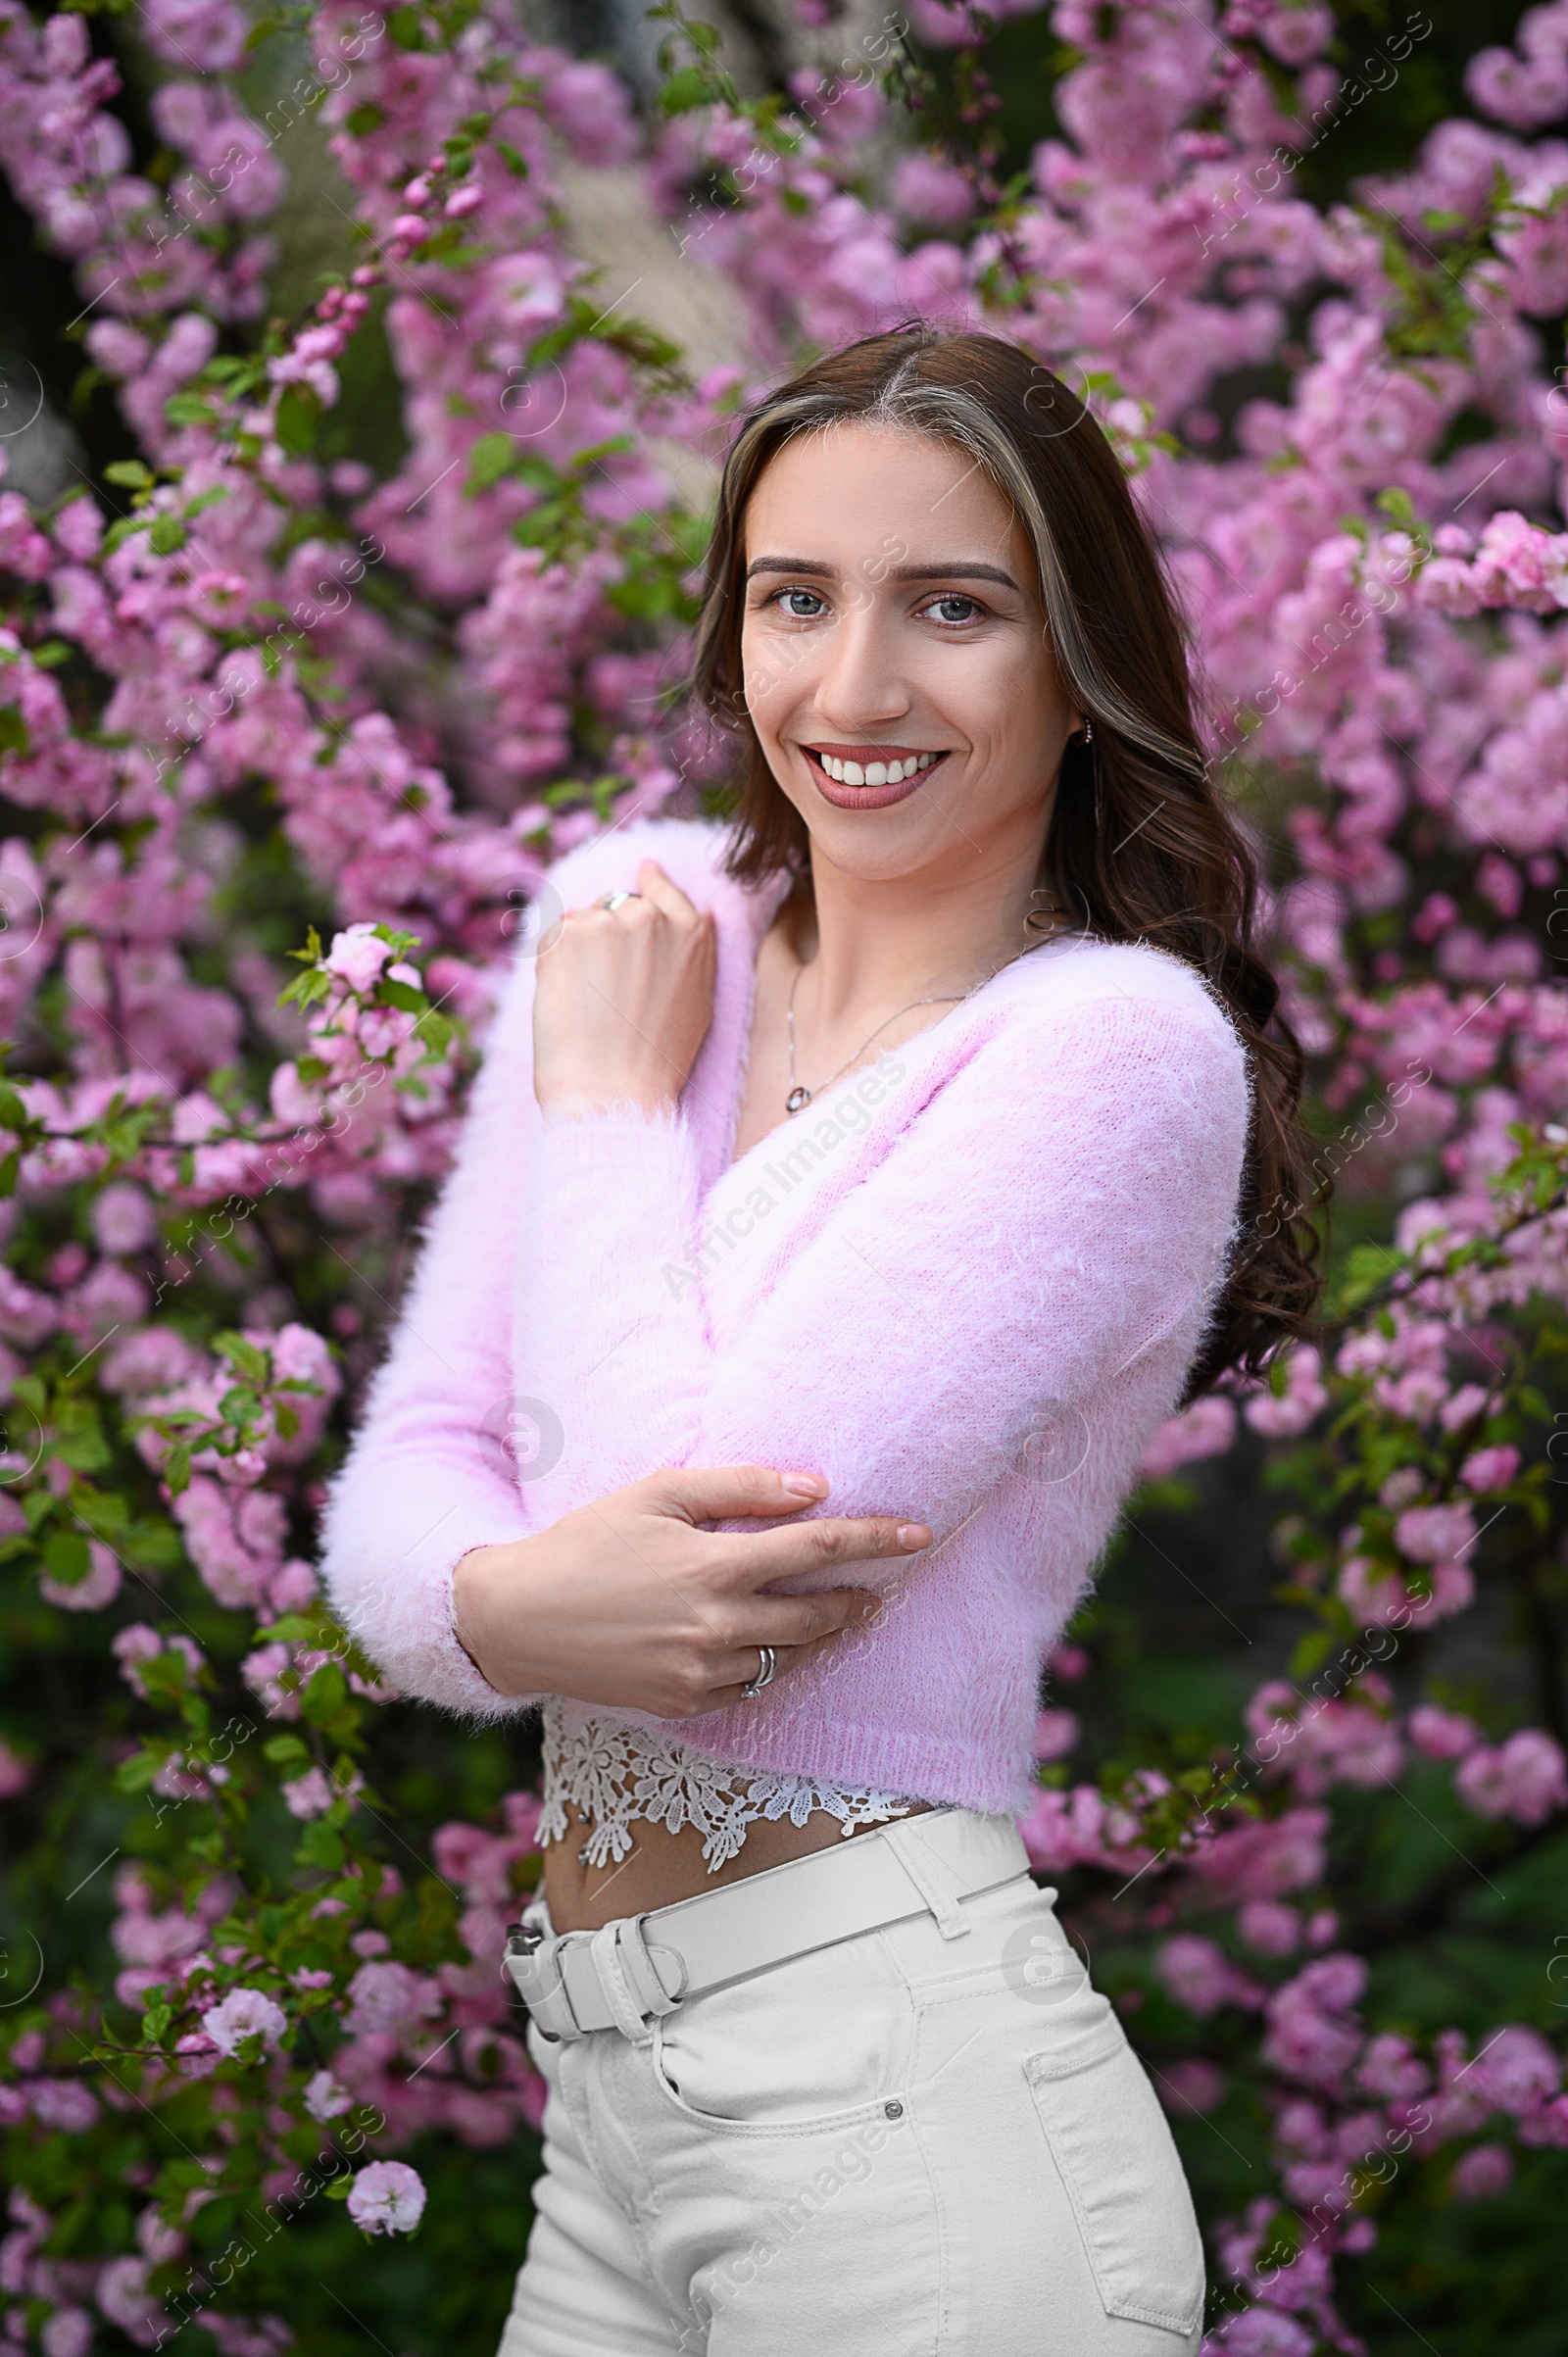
321,326,1318,2357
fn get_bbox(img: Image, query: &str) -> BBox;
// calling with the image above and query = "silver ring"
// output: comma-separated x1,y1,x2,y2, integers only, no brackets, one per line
741,1644,777,1698
599,890,641,911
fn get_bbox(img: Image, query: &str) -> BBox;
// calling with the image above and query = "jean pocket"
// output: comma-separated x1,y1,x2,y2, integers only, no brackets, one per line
1024,2017,1205,2338
647,1932,913,2135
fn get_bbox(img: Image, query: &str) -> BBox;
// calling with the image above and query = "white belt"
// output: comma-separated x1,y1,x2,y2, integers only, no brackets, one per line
503,1807,1032,2042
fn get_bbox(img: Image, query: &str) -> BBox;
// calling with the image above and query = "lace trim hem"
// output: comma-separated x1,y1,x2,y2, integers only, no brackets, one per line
537,1697,918,1874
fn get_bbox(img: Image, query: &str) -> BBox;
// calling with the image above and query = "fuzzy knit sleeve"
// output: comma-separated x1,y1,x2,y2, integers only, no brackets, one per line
513,986,1251,1553
316,948,545,1721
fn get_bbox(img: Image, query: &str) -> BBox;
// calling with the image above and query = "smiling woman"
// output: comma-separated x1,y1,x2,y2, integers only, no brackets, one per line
322,324,1322,2356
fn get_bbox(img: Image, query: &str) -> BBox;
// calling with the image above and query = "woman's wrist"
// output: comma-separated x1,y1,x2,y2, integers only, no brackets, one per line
452,1541,531,1694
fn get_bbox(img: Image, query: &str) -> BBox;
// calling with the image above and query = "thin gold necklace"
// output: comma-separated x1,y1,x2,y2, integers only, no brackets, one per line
783,909,1070,1115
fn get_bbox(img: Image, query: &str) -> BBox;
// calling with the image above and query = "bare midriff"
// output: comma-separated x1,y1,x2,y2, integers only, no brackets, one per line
542,1799,932,1933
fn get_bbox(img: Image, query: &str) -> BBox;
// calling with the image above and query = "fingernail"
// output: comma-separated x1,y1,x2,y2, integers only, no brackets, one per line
897,1523,931,1548
781,1472,828,1498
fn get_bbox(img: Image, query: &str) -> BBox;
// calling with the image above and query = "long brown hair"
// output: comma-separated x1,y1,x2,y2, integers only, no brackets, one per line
689,324,1322,1395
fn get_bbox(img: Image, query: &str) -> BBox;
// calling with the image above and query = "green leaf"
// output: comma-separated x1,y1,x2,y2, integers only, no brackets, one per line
343,102,385,135
386,4,423,46
297,1820,344,1870
101,515,151,556
1289,1628,1335,1677
274,383,322,457
301,1663,348,1724
214,1332,271,1386
466,430,516,496
104,460,155,490
164,393,217,428
116,1747,167,1795
0,1081,29,1130
142,2003,172,2041
42,1528,91,1586
0,707,30,758
147,516,188,556
264,1735,310,1764
658,65,712,114
376,977,425,1013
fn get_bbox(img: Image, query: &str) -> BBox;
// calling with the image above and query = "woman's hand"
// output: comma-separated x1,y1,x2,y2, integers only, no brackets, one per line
533,858,717,1119
451,1465,931,1717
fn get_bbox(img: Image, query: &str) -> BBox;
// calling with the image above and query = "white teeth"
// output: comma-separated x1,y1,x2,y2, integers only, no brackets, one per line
814,750,942,784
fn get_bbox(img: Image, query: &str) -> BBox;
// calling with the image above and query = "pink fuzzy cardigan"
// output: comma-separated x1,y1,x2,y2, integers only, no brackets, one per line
319,816,1251,1814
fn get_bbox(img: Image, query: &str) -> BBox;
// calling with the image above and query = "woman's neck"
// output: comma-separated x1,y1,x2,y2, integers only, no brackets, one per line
788,840,1054,1029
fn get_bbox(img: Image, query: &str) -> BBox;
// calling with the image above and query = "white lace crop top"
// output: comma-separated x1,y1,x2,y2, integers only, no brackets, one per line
536,1696,918,1874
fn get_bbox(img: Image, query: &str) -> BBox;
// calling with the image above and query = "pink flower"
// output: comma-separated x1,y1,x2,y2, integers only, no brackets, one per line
345,1960,442,2038
1260,1955,1368,2093
95,2253,163,2344
1450,2141,1514,2200
1155,1936,1262,2018
1407,1704,1481,1760
282,1768,335,1819
1032,1709,1079,1762
1208,2306,1315,2354
1338,1553,1475,1630
1459,1444,1520,1491
1238,1900,1300,1956
1154,2058,1226,2114
1140,1392,1237,1476
1465,2024,1561,2116
346,2161,426,2235
1455,1730,1568,1826
323,924,394,994
304,2069,351,2122
1243,1345,1328,1437
200,1987,287,2056
41,2307,94,2357
1356,2032,1430,2101
1395,1500,1478,1561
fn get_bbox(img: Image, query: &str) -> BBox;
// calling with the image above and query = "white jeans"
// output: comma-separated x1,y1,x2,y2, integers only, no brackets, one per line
497,1822,1205,2356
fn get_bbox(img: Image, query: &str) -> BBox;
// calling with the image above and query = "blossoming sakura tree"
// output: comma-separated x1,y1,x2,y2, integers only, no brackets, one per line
1,0,1566,2348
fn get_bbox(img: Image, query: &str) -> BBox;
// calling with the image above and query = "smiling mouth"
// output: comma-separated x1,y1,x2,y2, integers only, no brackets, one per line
803,745,950,787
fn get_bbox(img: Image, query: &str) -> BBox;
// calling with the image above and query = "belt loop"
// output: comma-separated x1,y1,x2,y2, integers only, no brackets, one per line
588,1922,658,2045
882,1816,972,1940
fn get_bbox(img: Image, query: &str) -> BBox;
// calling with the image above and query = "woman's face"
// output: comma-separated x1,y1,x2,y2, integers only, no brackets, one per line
739,422,1080,886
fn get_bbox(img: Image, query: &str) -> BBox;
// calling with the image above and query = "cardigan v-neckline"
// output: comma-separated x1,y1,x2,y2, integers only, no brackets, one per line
707,888,1102,1194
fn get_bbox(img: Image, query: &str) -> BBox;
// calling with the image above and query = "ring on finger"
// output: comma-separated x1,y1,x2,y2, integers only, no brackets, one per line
741,1644,777,1698
600,890,642,912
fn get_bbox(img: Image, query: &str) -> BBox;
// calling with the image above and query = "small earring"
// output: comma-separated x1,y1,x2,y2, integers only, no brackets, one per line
1078,718,1094,744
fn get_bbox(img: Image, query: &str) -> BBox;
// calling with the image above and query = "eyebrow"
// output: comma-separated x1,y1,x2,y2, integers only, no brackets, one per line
745,557,1022,591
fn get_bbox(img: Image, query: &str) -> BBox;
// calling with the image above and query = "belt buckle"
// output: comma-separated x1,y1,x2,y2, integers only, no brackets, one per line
503,1920,579,2042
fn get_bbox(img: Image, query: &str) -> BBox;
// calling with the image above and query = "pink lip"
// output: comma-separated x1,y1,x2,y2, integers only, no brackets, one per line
800,746,950,810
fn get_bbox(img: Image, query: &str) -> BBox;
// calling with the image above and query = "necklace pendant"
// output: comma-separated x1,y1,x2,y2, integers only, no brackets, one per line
784,1084,812,1115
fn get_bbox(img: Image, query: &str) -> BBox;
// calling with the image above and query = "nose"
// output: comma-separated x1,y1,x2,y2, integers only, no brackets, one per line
811,596,912,737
